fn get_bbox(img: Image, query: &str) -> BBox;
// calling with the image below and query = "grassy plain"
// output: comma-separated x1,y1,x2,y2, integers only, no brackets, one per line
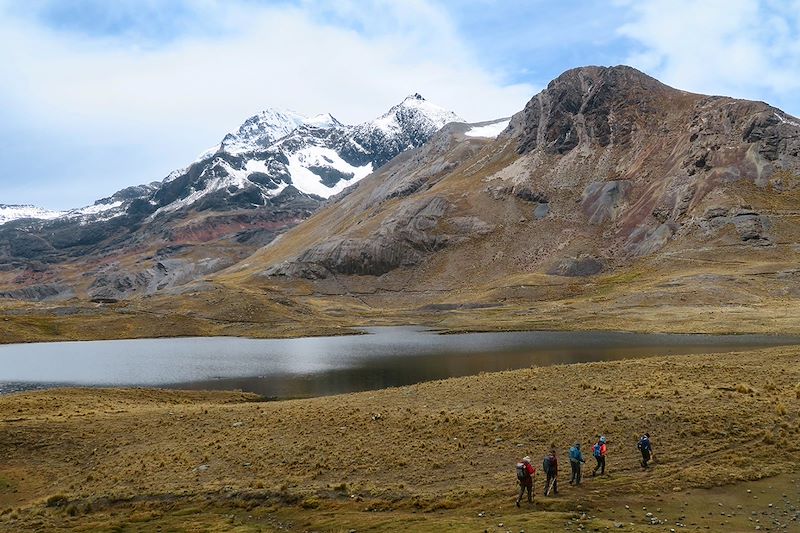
0,346,798,531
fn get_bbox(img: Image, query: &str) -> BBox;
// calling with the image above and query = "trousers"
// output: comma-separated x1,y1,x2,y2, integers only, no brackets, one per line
570,460,582,484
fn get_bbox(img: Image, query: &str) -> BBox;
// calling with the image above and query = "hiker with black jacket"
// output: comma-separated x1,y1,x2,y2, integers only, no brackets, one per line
638,433,654,469
568,442,585,485
515,456,535,507
543,449,558,496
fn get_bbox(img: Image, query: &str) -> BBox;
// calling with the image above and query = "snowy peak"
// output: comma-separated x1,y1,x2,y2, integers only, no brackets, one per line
218,108,308,155
303,113,342,129
373,93,464,134
0,204,64,225
349,94,464,168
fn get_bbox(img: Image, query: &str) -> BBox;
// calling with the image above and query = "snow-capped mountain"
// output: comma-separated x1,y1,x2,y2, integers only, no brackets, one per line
0,183,162,227
213,108,308,156
0,94,461,228
0,204,64,225
0,94,462,300
148,93,463,214
350,93,463,167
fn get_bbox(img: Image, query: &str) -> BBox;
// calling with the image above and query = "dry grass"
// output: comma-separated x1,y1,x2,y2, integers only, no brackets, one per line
0,345,798,531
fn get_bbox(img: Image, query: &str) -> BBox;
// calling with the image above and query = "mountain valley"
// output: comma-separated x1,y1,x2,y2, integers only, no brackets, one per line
5,65,798,342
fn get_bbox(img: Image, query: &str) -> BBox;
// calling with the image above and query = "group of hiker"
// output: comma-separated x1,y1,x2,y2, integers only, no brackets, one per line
515,433,653,506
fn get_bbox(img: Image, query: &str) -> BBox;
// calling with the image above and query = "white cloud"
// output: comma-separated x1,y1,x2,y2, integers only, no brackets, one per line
617,0,800,110
0,0,534,208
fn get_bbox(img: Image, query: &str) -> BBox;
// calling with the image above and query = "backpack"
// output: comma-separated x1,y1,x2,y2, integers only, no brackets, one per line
516,463,527,480
593,442,602,458
569,447,580,462
542,455,552,474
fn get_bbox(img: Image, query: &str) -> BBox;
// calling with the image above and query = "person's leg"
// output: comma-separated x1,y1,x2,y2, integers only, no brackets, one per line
553,476,558,495
526,481,533,503
576,463,582,485
570,461,577,484
516,483,524,506
600,456,606,475
593,456,600,476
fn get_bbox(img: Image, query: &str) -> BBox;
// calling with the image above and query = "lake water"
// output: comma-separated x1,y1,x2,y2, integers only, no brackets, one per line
1,327,798,398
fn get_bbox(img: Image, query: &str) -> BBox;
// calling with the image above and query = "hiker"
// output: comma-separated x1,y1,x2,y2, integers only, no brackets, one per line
515,456,535,507
592,436,607,476
568,442,585,485
543,449,558,496
638,433,654,469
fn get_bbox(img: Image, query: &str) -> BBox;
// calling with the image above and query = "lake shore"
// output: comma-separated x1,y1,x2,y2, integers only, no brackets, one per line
1,345,798,531
3,300,800,346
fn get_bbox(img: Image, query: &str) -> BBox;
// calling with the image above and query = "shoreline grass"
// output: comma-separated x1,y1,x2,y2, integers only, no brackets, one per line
0,345,798,531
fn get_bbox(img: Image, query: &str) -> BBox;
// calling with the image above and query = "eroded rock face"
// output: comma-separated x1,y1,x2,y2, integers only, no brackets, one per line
582,181,632,225
269,196,492,279
494,65,800,261
510,66,669,155
695,206,772,244
548,257,605,277
87,256,236,300
0,283,74,301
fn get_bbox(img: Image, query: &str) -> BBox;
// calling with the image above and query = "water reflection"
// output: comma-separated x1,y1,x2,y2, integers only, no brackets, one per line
1,327,798,398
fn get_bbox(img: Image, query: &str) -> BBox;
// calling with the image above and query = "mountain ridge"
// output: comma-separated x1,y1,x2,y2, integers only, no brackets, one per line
214,65,799,326
0,94,464,301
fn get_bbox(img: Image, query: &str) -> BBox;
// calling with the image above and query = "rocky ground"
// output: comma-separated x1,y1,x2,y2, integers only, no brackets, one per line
0,345,798,531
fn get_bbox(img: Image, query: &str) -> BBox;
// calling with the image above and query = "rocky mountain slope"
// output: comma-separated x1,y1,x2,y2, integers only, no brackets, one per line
0,95,461,301
216,65,799,323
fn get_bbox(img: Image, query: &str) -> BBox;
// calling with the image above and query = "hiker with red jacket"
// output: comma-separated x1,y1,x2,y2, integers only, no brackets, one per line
515,456,535,507
543,449,559,496
592,436,607,476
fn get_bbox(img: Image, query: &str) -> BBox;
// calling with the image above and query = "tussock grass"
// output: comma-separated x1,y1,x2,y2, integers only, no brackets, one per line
0,346,798,531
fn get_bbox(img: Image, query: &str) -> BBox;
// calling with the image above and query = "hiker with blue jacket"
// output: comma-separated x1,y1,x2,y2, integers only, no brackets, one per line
638,433,654,469
568,442,585,485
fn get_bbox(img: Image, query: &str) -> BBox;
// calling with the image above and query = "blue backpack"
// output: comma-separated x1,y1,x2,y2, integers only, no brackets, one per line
593,442,602,458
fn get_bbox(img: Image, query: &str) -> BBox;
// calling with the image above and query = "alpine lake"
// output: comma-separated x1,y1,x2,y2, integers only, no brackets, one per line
2,327,800,398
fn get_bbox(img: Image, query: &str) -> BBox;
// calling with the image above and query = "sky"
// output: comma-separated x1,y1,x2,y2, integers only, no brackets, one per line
1,0,799,210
